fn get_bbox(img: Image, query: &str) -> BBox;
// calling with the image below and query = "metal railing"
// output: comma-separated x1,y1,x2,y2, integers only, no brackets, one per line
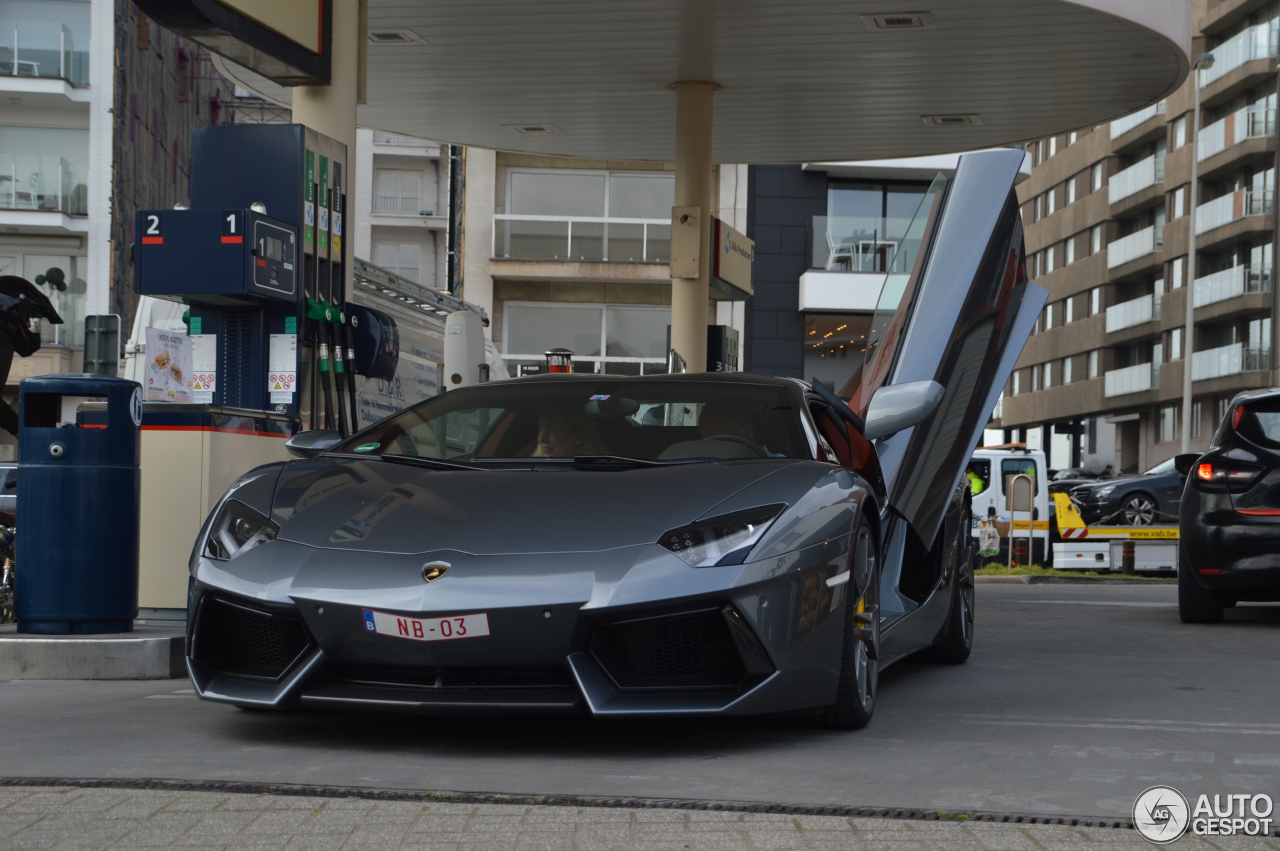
1191,343,1270,380
1109,155,1164,203
0,19,86,86
1105,293,1156,332
372,195,434,216
1199,24,1278,87
1198,107,1276,161
372,132,431,146
492,214,671,263
376,265,420,283
0,154,77,213
1195,188,1274,235
1106,225,1161,269
1192,264,1272,308
1110,100,1166,139
1104,362,1155,397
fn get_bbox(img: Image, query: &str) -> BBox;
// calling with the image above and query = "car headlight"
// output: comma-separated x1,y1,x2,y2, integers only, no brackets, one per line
1093,485,1117,499
659,504,784,568
205,500,278,561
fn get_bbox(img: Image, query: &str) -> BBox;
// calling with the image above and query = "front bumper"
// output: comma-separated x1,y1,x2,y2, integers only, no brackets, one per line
186,535,856,717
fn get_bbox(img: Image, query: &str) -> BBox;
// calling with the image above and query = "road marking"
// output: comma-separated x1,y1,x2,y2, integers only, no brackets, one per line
145,689,195,699
958,714,1280,736
985,600,1176,608
1234,755,1280,766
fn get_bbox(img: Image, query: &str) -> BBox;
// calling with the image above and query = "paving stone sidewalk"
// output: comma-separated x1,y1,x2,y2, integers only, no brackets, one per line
0,786,1275,851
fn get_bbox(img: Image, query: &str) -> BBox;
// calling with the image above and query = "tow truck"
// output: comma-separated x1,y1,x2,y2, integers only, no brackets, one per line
1051,492,1178,573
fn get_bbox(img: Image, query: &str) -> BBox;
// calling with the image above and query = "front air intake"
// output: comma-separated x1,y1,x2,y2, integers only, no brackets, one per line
192,596,311,680
590,609,747,689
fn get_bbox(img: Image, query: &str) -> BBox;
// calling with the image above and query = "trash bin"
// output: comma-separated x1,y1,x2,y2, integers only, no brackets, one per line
15,374,142,634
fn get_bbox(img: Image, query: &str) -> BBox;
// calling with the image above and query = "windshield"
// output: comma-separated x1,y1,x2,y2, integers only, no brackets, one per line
1143,457,1176,475
333,380,811,462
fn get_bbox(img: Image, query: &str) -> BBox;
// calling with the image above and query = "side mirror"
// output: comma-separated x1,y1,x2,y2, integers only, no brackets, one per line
285,429,343,459
862,380,945,441
1174,453,1202,476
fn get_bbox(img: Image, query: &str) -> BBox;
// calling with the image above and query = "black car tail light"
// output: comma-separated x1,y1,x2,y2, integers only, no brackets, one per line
1193,461,1262,493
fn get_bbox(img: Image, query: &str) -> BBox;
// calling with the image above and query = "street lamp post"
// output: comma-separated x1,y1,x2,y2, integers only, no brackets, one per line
1182,52,1215,454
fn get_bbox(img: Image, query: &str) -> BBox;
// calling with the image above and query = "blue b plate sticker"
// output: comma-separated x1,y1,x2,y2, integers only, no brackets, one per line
361,608,490,642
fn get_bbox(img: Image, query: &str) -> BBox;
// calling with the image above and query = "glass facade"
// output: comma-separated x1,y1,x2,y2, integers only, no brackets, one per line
0,126,88,214
495,170,674,263
812,180,929,271
0,0,90,85
503,302,672,375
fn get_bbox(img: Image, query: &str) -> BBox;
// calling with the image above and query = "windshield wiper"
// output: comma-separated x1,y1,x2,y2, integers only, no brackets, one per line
570,454,708,467
324,452,481,472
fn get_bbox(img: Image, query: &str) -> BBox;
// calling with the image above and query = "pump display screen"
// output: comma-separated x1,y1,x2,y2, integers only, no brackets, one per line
250,218,298,300
262,235,285,261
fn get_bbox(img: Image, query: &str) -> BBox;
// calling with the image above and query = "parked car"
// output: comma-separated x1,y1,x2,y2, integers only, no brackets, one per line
1178,389,1280,622
1068,458,1184,525
183,149,1046,729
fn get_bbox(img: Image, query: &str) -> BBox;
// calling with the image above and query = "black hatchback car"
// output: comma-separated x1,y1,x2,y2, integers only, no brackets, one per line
1178,388,1280,622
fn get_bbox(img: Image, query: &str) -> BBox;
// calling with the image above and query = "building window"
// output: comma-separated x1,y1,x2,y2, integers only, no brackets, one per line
1065,238,1075,265
1088,349,1099,378
1173,185,1186,218
1047,187,1057,215
1087,417,1098,454
373,168,430,216
1170,327,1182,360
1063,356,1073,384
819,179,929,271
497,169,675,263
1092,162,1104,191
1031,365,1040,391
1159,405,1179,443
1067,177,1077,205
372,241,424,283
502,301,673,375
1044,302,1054,330
1013,371,1022,395
1091,225,1102,254
1043,362,1053,388
1069,131,1078,145
1034,195,1042,221
1192,400,1203,439
1173,115,1187,148
1171,256,1184,289
1046,245,1056,274
1218,397,1230,426
1065,296,1074,324
1049,136,1058,157
1091,287,1101,314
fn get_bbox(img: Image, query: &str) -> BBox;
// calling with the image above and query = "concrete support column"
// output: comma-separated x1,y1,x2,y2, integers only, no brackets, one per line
291,0,361,289
669,81,717,372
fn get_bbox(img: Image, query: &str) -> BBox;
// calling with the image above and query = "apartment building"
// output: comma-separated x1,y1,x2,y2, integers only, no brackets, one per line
998,0,1280,474
459,152,747,376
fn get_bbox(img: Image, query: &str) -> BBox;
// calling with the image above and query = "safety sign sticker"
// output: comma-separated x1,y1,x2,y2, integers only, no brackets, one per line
268,333,297,404
192,334,217,404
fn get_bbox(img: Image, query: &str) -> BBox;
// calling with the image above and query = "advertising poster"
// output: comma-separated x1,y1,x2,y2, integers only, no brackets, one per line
144,328,194,403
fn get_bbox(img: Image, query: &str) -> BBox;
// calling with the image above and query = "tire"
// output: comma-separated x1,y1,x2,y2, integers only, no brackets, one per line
930,514,975,664
1178,546,1224,624
1120,493,1158,526
822,517,880,729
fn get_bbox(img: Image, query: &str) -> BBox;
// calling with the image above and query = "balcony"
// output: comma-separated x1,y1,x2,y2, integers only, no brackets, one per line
1198,107,1275,161
372,194,434,216
1193,264,1272,308
1195,188,1273,235
380,265,420,283
1199,24,1277,88
1105,293,1157,332
1104,362,1157,397
810,216,900,272
0,154,82,214
0,18,88,86
1106,225,1161,269
1108,155,1164,203
372,132,429,146
1110,100,1166,139
493,215,671,263
1192,342,1269,380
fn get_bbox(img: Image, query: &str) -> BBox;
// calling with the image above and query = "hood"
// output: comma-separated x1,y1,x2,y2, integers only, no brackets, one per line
270,457,806,555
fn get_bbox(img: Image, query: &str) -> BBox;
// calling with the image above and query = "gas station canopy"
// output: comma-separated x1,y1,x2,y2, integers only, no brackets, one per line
219,0,1191,163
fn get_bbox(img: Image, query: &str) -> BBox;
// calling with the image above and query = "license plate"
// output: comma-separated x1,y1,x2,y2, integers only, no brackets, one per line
361,608,490,642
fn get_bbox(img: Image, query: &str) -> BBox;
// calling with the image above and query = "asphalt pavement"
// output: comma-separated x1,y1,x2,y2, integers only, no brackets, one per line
0,584,1276,848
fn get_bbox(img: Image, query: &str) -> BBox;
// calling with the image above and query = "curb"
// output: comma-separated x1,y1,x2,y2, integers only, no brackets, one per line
0,627,185,680
976,575,1176,585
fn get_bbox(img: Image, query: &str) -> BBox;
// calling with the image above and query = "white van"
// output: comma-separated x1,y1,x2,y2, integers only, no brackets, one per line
966,445,1050,565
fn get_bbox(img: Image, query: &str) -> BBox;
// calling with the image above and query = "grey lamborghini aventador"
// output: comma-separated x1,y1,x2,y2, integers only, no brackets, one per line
186,149,1046,728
